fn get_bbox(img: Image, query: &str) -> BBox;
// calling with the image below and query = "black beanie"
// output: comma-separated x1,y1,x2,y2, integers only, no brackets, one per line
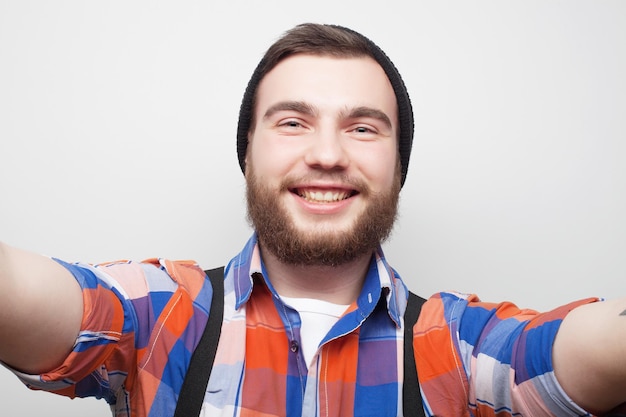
236,24,414,187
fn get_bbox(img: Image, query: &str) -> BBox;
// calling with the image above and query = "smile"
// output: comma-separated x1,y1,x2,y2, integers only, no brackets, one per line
292,188,357,203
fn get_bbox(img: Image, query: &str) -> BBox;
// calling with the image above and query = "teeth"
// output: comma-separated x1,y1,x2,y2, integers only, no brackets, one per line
299,189,350,203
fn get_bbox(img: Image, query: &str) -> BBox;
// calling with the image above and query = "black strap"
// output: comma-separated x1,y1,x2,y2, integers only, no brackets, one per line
403,291,427,417
173,267,224,417
175,267,426,417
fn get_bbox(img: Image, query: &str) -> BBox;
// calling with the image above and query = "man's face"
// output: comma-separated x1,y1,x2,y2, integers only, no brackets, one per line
245,54,400,266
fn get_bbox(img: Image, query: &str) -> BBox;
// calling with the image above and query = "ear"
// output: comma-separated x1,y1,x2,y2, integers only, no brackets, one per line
243,132,253,176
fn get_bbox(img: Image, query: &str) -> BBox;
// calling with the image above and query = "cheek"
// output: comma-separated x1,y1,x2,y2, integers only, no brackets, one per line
357,148,398,188
247,136,298,181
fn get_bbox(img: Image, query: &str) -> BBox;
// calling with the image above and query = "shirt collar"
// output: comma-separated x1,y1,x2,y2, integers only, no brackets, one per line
227,234,408,327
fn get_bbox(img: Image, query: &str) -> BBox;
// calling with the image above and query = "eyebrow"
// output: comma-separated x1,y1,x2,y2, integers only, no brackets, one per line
263,101,318,120
343,106,393,130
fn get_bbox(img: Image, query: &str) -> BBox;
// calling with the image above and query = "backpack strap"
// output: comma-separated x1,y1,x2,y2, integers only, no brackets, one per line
175,267,427,417
403,291,427,417
173,266,224,417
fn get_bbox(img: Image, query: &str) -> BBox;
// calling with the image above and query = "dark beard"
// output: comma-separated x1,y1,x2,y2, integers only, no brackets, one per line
245,165,401,266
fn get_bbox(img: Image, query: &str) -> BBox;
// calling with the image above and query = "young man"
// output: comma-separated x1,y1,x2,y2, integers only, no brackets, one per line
1,23,625,417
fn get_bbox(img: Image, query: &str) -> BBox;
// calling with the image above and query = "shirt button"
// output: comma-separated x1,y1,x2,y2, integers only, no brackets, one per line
290,340,299,353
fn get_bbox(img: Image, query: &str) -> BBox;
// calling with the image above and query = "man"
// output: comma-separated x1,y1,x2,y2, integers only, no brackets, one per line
0,23,625,417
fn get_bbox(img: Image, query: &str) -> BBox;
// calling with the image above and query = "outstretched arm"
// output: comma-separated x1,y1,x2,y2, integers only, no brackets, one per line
0,242,83,374
553,297,626,414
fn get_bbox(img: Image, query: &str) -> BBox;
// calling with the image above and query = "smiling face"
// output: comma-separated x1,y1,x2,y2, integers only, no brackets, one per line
245,54,401,266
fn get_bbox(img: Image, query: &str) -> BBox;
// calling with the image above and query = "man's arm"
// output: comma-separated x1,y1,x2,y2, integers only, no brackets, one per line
553,297,626,414
0,242,83,374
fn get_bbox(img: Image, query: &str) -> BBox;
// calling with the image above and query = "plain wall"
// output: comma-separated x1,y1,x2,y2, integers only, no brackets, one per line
1,1,625,416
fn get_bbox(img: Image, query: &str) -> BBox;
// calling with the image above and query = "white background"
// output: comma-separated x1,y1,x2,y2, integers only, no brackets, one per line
1,1,625,416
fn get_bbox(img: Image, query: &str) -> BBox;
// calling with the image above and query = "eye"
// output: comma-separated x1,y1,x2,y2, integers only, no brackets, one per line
349,124,379,137
278,119,303,129
353,126,374,134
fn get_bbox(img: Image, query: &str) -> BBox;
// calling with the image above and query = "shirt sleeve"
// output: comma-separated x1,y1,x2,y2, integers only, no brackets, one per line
8,257,209,406
414,291,599,417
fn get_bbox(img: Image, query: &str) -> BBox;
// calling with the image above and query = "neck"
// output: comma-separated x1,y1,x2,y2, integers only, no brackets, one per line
260,245,374,305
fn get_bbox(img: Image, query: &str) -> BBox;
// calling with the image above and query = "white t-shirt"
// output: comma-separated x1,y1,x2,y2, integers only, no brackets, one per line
280,296,350,367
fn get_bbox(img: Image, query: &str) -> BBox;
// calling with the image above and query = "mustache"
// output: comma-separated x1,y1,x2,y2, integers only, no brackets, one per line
279,172,370,195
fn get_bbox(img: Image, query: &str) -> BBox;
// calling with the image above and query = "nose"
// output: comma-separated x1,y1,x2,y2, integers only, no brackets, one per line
303,128,349,171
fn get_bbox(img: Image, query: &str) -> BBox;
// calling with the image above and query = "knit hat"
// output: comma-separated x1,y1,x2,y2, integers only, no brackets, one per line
236,24,414,187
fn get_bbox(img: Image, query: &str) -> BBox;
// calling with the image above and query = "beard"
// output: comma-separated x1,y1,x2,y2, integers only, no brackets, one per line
245,163,401,267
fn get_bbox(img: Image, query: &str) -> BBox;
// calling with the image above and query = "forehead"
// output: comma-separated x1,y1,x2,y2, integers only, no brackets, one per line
255,54,398,122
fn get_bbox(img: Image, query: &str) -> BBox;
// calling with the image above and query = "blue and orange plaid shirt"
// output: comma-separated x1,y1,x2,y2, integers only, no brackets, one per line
10,234,602,416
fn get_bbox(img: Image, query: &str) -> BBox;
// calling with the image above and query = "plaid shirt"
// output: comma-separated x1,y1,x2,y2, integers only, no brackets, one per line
12,234,600,416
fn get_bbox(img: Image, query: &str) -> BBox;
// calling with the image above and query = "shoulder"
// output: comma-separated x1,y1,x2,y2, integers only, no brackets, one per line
413,290,599,379
58,257,210,305
418,291,597,333
417,290,561,325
